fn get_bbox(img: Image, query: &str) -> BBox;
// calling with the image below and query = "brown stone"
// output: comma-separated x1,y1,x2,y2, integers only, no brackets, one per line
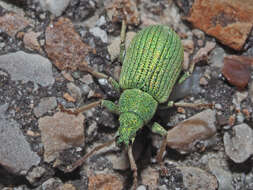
45,17,94,71
141,166,159,190
222,55,252,89
88,173,123,190
63,93,76,102
187,0,253,50
23,31,42,52
107,0,140,26
0,12,30,38
38,111,85,162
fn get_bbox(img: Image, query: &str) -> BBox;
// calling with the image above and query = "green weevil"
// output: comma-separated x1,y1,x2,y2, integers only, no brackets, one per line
63,21,207,189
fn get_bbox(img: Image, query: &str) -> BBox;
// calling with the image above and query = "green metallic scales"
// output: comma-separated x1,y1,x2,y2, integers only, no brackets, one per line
119,25,184,103
117,89,158,144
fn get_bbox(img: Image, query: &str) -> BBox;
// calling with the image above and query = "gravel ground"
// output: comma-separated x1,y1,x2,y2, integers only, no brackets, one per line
0,0,253,190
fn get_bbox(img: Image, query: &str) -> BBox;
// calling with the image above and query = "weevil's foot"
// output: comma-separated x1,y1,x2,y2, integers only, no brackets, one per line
59,104,79,116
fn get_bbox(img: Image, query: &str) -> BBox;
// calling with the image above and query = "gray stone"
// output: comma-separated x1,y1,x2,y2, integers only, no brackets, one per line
169,67,202,101
34,97,57,117
96,16,106,27
137,185,147,190
208,158,234,190
210,47,226,69
39,0,71,17
178,166,218,190
166,109,216,154
0,51,54,87
26,166,46,184
41,178,62,190
89,27,108,43
106,150,129,170
0,117,40,174
67,82,82,101
250,82,253,103
224,123,253,163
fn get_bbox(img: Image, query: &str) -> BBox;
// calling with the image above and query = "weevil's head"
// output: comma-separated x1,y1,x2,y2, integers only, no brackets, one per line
116,89,158,146
117,112,144,145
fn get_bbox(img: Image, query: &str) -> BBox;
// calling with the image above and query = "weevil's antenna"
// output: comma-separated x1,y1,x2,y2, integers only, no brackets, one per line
59,100,102,115
64,138,116,173
128,143,138,190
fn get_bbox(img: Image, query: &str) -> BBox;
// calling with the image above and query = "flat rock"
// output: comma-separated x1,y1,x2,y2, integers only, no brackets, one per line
0,117,40,174
38,111,85,162
166,109,216,153
88,173,123,190
89,27,108,43
0,12,30,38
222,55,252,89
187,0,253,50
178,166,218,190
0,51,55,87
208,158,234,190
33,97,57,117
39,0,71,16
224,123,253,163
45,17,94,71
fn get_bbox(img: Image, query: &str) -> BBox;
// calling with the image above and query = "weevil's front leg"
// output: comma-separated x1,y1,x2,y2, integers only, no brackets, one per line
167,101,214,109
128,143,138,190
156,135,168,163
64,138,116,173
60,100,119,115
119,19,127,63
149,122,167,136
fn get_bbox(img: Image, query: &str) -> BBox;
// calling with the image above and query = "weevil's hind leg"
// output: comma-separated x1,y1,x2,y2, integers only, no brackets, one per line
128,143,138,190
119,19,127,63
167,101,214,109
178,59,197,84
79,64,121,92
60,100,119,115
64,138,116,173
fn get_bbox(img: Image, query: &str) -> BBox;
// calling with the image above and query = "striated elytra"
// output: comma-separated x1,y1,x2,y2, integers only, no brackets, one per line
116,25,184,145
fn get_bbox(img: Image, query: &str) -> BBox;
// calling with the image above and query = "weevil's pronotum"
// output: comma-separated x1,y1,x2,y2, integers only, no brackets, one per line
62,20,211,189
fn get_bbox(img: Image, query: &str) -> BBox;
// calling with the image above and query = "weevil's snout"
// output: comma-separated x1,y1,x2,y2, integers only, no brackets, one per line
117,112,144,146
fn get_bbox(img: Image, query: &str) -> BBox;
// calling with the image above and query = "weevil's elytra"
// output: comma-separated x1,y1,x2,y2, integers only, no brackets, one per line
119,25,184,103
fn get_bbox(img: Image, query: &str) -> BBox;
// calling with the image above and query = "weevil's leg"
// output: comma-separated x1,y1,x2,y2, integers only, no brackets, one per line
156,135,168,163
60,100,119,115
178,60,197,84
119,19,127,63
149,122,167,136
128,143,138,190
101,100,120,115
167,101,214,109
64,138,116,173
59,100,102,115
80,65,121,92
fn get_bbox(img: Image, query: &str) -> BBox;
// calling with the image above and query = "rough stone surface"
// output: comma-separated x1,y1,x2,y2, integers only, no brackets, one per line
23,31,42,52
33,97,57,117
178,166,218,190
141,166,159,190
45,17,94,71
210,47,226,68
26,166,46,184
106,150,129,170
38,111,85,162
39,0,71,16
107,31,136,61
208,158,234,190
58,183,76,190
0,51,55,87
166,109,216,153
88,173,123,190
192,41,216,64
0,12,30,38
187,0,253,50
222,55,252,89
89,27,108,43
224,123,253,163
0,116,40,174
